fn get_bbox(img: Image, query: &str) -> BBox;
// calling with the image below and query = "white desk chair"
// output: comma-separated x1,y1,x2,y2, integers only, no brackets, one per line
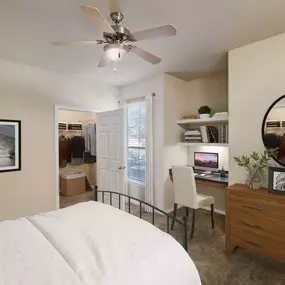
171,165,215,239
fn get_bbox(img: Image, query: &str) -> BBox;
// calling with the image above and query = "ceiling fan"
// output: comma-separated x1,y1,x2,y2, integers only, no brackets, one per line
52,0,177,67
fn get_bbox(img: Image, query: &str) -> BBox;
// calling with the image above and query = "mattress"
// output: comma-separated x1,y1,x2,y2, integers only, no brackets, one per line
0,201,201,285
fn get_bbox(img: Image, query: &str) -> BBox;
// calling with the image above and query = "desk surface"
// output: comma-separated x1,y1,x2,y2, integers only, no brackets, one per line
169,168,228,188
194,173,228,184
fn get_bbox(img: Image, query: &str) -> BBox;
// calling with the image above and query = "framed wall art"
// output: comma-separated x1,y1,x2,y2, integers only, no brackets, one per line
268,167,285,195
0,120,21,173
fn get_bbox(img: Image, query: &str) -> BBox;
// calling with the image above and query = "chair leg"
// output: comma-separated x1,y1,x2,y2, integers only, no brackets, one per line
185,207,189,219
211,204,215,229
171,203,178,230
190,209,196,239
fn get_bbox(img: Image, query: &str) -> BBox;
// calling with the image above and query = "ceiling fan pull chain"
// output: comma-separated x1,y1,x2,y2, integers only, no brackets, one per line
118,45,121,59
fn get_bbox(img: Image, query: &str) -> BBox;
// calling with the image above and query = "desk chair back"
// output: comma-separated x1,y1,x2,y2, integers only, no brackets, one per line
172,165,197,209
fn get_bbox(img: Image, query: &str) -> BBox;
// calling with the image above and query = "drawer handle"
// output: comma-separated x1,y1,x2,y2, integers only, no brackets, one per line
242,239,263,248
243,204,263,211
241,221,264,230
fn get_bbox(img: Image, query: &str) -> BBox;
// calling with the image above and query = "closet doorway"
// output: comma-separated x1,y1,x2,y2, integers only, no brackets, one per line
56,107,97,209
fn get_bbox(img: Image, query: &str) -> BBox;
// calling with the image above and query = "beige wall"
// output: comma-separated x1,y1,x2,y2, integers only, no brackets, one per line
58,110,94,123
0,59,118,221
163,74,188,211
185,73,228,116
229,32,285,185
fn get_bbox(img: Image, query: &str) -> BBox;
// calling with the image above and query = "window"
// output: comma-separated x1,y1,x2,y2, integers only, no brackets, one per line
126,100,146,183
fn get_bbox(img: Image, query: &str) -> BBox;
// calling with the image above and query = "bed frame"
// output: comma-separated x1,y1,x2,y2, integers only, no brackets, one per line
94,188,189,251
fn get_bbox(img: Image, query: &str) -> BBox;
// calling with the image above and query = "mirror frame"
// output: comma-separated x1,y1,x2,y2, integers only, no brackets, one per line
261,94,285,167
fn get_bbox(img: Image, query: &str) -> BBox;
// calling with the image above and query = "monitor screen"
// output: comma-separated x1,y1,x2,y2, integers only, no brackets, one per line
194,152,219,170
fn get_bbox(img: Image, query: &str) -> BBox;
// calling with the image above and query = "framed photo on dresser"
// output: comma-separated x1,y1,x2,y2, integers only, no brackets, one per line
0,120,21,173
268,167,285,195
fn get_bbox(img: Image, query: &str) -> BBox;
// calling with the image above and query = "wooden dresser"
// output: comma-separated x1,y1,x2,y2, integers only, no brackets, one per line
226,183,285,263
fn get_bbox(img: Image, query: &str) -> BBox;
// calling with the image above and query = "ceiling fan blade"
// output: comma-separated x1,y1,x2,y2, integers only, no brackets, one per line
109,0,121,14
131,25,177,42
98,54,112,67
80,5,115,34
52,39,104,46
130,46,161,65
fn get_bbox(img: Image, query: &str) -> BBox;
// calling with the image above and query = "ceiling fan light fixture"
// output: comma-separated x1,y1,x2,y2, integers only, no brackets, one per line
104,44,129,61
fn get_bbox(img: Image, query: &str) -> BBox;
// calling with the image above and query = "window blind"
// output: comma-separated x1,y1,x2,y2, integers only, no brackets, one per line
126,100,146,183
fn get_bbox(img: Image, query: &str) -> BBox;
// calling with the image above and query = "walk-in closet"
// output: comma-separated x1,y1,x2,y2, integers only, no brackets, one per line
58,109,96,208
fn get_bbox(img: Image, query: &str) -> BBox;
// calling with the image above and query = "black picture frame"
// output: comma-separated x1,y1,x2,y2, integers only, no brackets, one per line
261,94,285,167
0,119,21,173
268,167,285,195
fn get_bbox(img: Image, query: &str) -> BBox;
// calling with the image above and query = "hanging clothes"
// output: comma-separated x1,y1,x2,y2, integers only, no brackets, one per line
70,136,85,159
82,124,96,163
88,124,96,156
83,152,97,164
83,125,90,152
59,136,71,168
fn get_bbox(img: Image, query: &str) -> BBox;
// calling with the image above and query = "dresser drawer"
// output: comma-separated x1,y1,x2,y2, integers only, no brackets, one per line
231,211,285,243
231,227,285,262
230,193,285,220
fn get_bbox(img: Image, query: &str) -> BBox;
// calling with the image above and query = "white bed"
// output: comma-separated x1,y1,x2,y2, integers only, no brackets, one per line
0,201,201,285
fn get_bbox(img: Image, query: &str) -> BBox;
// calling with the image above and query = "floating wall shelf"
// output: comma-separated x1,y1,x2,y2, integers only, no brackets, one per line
177,116,229,126
178,142,229,147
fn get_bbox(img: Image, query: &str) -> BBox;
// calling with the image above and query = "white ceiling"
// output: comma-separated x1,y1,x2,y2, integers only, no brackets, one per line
1,0,285,86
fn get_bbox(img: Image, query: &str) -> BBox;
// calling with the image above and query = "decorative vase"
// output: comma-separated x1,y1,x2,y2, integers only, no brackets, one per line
245,169,262,190
199,113,210,119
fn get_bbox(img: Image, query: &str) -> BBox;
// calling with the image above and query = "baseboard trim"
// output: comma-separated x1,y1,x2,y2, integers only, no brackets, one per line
165,205,225,216
202,206,225,215
127,200,163,215
165,205,183,214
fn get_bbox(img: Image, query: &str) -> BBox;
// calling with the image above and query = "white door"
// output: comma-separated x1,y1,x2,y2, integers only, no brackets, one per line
96,109,125,204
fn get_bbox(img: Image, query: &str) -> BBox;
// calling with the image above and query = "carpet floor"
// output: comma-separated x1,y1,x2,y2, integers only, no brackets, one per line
60,193,285,285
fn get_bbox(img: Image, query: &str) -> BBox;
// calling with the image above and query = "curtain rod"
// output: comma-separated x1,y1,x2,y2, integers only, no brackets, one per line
121,93,156,104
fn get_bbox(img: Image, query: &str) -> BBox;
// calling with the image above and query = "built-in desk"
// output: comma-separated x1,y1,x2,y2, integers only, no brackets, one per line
169,168,228,189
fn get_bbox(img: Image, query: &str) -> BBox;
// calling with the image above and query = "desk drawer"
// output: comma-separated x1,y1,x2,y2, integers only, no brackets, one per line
230,193,285,220
231,227,285,262
231,211,285,242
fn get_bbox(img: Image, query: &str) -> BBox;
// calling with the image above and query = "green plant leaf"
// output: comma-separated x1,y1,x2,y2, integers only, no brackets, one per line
198,105,211,114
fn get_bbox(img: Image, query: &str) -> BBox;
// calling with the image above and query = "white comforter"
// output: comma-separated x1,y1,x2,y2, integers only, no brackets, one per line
0,201,201,285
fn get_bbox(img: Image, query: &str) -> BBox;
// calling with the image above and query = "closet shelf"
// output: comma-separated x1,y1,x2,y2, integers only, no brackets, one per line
59,129,82,132
178,142,229,147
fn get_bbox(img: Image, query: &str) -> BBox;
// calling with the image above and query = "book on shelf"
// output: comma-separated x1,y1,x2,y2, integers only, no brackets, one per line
185,128,202,143
225,125,228,143
217,125,228,143
185,140,202,143
182,125,228,144
185,136,202,140
200,126,209,143
185,130,200,135
207,126,218,143
184,129,201,140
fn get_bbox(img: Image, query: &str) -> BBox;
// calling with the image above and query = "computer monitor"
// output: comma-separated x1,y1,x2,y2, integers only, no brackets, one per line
194,152,219,171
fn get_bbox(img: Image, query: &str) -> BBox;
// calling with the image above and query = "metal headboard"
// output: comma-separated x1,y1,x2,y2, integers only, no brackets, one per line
94,188,188,251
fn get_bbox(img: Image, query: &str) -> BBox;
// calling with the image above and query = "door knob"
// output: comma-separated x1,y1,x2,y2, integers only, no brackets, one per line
118,166,126,170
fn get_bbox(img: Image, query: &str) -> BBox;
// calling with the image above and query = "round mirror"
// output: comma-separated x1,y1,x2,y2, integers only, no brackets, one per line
262,95,285,166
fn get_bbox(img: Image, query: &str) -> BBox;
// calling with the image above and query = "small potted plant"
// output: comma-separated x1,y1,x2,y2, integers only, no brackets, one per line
198,105,212,119
234,149,276,189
